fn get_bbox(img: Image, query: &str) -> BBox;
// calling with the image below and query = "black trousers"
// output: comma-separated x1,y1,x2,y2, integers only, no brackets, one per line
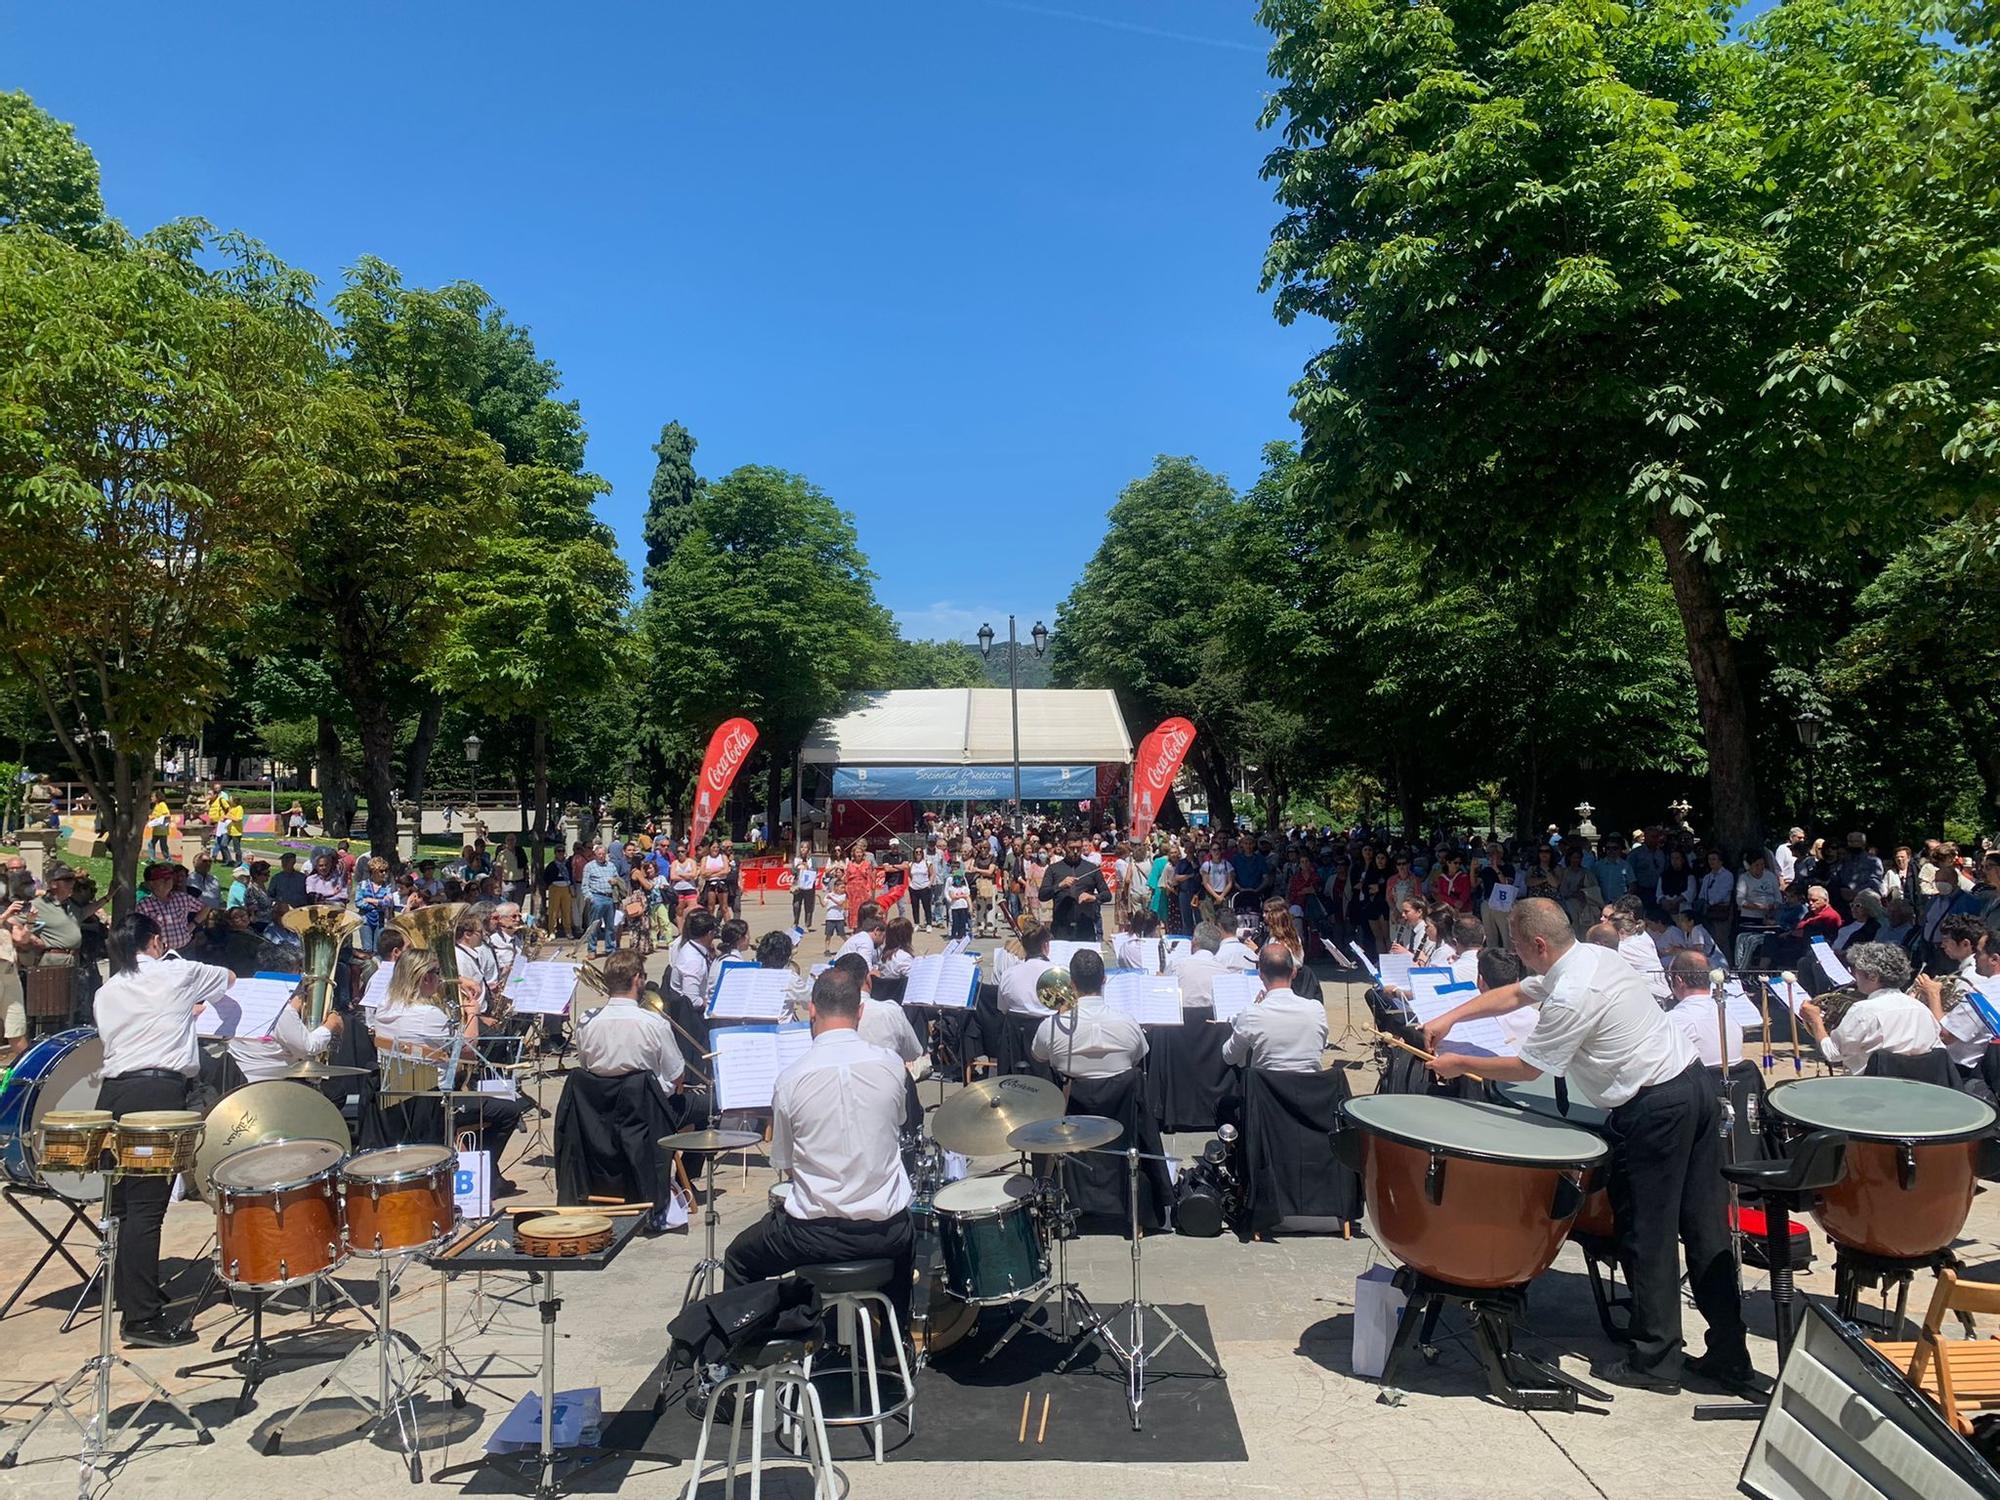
1605,1062,1746,1373
380,1093,525,1177
910,887,934,926
792,889,818,927
97,1073,193,1327
724,1208,914,1327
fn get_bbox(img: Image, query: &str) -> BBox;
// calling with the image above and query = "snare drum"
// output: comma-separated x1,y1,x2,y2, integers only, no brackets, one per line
115,1111,205,1177
515,1212,613,1258
933,1174,1049,1305
211,1138,347,1290
342,1144,458,1256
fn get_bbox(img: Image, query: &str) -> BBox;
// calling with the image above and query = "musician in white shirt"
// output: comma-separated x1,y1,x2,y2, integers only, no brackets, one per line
1445,914,1484,986
832,952,925,1064
999,925,1058,1016
1214,931,1256,970
1918,915,1996,1076
577,950,685,1093
1111,910,1161,973
1221,944,1327,1073
1176,923,1230,1009
1802,941,1943,1074
1033,949,1147,1080
836,903,884,967
668,910,720,1010
229,986,338,1083
723,966,914,1319
1662,951,1744,1069
94,912,237,1347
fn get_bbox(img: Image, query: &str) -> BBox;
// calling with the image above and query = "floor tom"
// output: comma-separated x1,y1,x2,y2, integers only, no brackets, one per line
933,1174,1048,1305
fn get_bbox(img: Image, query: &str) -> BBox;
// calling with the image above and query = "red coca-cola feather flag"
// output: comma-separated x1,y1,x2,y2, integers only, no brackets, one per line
689,717,758,845
1128,717,1195,841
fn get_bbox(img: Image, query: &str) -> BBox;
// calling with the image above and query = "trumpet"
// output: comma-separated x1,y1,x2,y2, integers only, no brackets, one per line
281,904,363,1032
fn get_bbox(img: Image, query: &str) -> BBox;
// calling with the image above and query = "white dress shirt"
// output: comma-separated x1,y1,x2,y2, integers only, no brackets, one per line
1449,948,1481,986
999,957,1057,1017
772,1028,911,1222
1666,995,1745,1068
1221,986,1327,1073
1032,995,1147,1079
837,929,879,967
577,996,685,1090
1617,931,1671,1002
1942,957,1993,1068
97,953,237,1080
372,999,455,1048
230,1002,333,1083
858,996,924,1063
1515,941,1694,1109
457,941,497,1012
669,938,716,1008
1819,989,1942,1073
1176,950,1228,1008
1214,938,1256,970
878,948,914,982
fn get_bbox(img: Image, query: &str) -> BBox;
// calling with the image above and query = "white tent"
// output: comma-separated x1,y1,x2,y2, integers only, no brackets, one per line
801,689,1133,766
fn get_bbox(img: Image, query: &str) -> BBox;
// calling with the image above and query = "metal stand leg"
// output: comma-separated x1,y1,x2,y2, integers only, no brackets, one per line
174,1287,348,1416
680,1151,724,1309
0,1188,101,1323
0,1187,213,1491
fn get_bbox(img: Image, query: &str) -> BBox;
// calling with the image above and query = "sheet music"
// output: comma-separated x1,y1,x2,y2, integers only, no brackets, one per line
1407,982,1516,1057
1209,972,1260,1022
941,935,971,957
507,960,580,1016
903,953,979,1009
712,1024,813,1112
1722,980,1764,1030
708,963,797,1020
1378,952,1414,993
1811,937,1854,986
1764,975,1809,1015
196,976,299,1039
1347,941,1380,979
1050,939,1101,974
1408,967,1456,1008
1967,976,2000,1036
1104,973,1184,1026
1160,936,1192,971
361,961,394,1011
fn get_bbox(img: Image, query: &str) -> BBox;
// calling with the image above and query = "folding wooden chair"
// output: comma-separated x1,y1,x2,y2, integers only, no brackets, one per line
1869,1269,2000,1434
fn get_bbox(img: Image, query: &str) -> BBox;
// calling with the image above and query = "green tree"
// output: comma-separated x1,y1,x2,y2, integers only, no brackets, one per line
643,420,704,586
0,91,103,243
885,638,991,690
0,222,324,911
641,466,894,834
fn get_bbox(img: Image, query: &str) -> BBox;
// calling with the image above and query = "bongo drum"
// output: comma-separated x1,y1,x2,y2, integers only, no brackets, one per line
33,1110,115,1176
114,1111,204,1177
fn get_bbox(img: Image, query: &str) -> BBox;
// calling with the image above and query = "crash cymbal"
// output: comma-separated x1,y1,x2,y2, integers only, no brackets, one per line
930,1074,1066,1157
195,1079,350,1200
1006,1114,1122,1154
658,1128,764,1154
283,1060,371,1080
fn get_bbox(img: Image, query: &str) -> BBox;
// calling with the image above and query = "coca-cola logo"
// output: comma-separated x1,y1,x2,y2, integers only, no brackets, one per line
705,724,754,791
1143,724,1191,790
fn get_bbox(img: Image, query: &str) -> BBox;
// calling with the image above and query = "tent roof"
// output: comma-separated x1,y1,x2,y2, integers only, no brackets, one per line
801,689,1133,766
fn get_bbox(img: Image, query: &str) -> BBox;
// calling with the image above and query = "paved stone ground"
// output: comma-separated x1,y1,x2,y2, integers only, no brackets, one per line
3,893,1996,1499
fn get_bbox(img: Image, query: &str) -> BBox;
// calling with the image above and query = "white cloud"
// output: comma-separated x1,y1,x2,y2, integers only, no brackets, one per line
892,600,1062,644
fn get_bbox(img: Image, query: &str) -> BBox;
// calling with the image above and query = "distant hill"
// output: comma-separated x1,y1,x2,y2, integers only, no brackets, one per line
980,641,1055,689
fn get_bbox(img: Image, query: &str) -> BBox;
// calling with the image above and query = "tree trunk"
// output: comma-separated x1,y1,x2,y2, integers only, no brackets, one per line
351,693,401,858
530,714,549,915
403,694,445,811
105,750,147,921
1939,681,2000,829
315,715,355,837
1191,732,1235,833
1655,513,1761,860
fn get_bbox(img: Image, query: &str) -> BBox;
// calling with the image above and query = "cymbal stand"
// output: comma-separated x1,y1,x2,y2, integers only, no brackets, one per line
983,1151,1108,1365
0,1176,213,1493
1090,1146,1224,1429
679,1147,728,1310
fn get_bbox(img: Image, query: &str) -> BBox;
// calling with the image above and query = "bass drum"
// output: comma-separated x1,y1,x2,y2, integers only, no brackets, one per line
0,1028,105,1201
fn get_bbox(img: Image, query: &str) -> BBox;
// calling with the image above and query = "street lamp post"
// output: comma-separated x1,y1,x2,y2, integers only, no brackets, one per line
978,617,1049,833
463,732,482,840
1793,708,1823,826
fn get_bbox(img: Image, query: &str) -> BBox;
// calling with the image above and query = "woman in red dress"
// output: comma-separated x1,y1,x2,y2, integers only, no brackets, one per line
842,841,877,921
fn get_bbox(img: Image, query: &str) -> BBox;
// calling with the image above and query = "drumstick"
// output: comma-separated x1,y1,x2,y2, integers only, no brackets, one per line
503,1203,650,1217
1373,1030,1490,1083
1783,972,1803,1074
1037,1393,1050,1443
438,1219,502,1260
1758,979,1774,1072
1017,1392,1031,1443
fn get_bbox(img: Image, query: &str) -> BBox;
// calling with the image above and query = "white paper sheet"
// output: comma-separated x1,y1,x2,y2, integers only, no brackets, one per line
1347,942,1380,979
711,1024,813,1112
1811,937,1854,986
1050,939,1101,974
1408,967,1457,1008
1764,975,1809,1015
1407,982,1516,1057
196,976,299,1039
903,953,980,1009
1209,972,1260,1023
708,963,797,1021
1723,980,1765,1031
1377,952,1414,993
507,960,580,1016
361,961,394,1011
941,935,971,957
1104,973,1184,1026
1160,937,1193,972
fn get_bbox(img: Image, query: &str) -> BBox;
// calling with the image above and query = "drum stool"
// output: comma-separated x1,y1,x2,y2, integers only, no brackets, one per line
683,1330,840,1500
793,1260,914,1463
1719,1130,1848,1358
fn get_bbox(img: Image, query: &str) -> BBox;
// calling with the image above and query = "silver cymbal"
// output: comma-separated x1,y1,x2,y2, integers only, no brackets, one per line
1006,1114,1122,1154
659,1129,764,1154
283,1060,371,1080
195,1080,349,1200
930,1075,1067,1156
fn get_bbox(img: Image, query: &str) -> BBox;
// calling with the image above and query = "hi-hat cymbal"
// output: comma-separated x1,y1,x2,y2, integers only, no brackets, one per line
284,1060,371,1080
195,1079,350,1201
1006,1114,1122,1154
659,1129,763,1154
930,1075,1066,1157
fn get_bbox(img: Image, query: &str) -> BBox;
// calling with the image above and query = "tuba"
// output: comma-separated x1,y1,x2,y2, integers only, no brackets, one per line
281,904,364,1032
387,904,471,1023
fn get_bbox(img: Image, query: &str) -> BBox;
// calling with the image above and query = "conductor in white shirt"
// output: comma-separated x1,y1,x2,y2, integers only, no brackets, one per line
1422,898,1752,1394
1032,949,1147,1080
723,966,913,1318
1662,951,1744,1069
94,912,237,1347
1801,941,1943,1075
1221,944,1328,1073
998,923,1058,1017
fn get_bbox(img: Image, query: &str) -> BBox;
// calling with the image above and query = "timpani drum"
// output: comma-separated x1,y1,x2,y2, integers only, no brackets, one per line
1491,1075,1615,1239
341,1144,458,1256
0,1028,106,1199
210,1139,348,1291
1766,1077,1994,1261
1340,1095,1607,1289
932,1174,1049,1306
114,1111,205,1178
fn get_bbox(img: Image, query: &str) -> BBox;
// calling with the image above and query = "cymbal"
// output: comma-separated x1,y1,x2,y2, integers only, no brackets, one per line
1006,1114,1121,1154
195,1079,350,1200
284,1060,371,1080
659,1129,763,1154
930,1074,1065,1157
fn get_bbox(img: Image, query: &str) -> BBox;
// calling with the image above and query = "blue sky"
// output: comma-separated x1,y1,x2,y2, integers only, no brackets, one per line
3,1,1320,642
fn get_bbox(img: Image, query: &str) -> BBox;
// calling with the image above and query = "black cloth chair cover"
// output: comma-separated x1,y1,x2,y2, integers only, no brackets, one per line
1380,1048,1481,1100
1861,1047,1959,1087
1143,1011,1238,1133
872,974,909,1003
328,996,392,1150
1239,1067,1362,1235
1038,1069,1170,1234
554,1068,689,1208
